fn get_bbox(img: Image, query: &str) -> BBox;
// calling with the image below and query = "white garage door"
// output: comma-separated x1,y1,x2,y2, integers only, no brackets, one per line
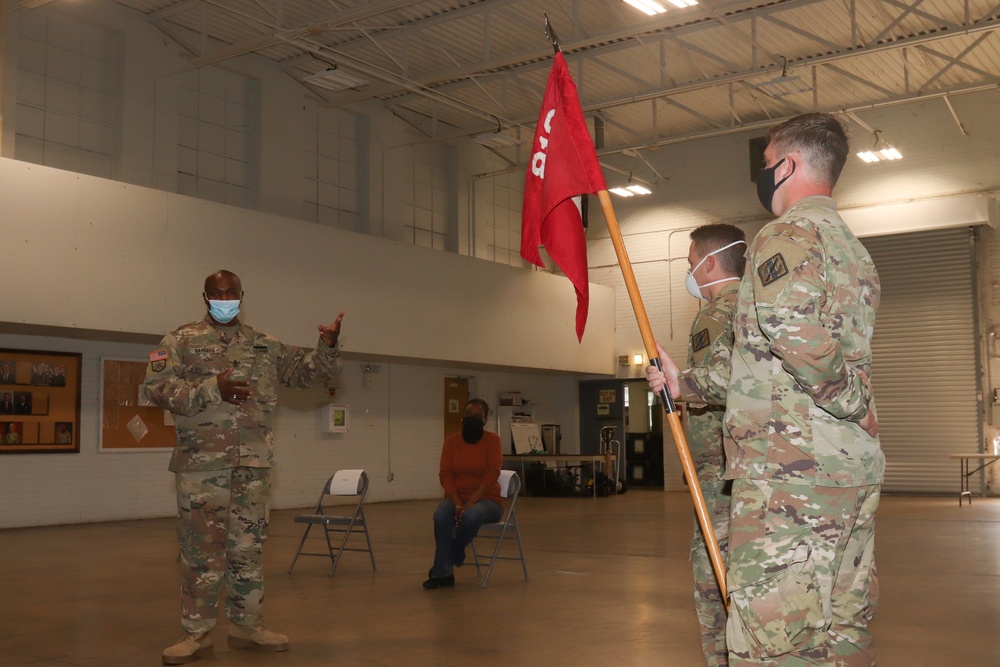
863,227,981,494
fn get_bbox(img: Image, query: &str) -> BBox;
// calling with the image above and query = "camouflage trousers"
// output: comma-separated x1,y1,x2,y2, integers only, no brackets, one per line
726,479,880,666
175,467,271,633
692,475,732,667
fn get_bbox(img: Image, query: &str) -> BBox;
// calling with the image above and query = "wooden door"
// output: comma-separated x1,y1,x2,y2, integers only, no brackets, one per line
443,377,469,439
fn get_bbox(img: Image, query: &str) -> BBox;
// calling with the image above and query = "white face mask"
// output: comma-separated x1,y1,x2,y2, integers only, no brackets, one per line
685,240,746,300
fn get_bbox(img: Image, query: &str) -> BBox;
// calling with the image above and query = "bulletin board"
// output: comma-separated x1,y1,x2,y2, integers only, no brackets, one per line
0,348,81,454
99,358,176,451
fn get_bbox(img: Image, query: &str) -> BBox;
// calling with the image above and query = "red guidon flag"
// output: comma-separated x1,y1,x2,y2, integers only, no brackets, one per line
521,52,607,342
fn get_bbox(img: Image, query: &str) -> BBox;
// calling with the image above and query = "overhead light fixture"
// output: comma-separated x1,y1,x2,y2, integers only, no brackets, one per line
302,68,369,92
857,130,903,163
623,0,668,15
610,184,653,197
751,56,813,98
667,0,698,6
752,75,812,98
471,131,523,148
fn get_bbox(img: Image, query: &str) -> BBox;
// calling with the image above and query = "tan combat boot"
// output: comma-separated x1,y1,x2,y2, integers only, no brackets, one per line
162,631,213,665
227,624,290,652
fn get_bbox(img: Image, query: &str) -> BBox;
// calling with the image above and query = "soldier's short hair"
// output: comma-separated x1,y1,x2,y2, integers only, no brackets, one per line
690,223,747,277
467,398,490,420
766,113,850,187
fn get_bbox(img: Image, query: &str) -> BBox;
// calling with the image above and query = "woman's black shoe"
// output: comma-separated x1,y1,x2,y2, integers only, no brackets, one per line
422,571,455,589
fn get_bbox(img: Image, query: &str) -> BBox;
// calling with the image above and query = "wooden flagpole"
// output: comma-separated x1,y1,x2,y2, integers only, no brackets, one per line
542,14,727,605
596,191,729,607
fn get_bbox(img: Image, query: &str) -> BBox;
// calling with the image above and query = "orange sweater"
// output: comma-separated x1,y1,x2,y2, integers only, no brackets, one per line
439,430,503,507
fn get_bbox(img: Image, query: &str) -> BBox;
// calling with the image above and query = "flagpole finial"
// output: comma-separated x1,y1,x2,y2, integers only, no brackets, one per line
543,12,561,53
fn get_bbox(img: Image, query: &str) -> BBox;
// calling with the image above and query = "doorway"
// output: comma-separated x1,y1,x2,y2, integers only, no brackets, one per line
443,377,469,439
579,379,665,488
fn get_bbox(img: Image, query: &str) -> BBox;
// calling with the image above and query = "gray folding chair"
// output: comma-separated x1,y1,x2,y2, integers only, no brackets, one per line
287,469,376,574
470,469,528,588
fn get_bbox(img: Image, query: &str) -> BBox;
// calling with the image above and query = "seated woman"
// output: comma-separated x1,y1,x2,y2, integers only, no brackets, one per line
423,398,503,589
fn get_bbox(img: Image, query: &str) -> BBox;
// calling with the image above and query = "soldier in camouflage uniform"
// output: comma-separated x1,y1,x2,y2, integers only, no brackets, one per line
144,270,344,665
650,115,882,665
725,113,882,665
648,223,746,667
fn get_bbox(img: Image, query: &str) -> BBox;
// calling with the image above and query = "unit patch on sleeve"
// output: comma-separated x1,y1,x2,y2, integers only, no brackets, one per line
757,253,788,287
691,328,710,353
752,236,810,304
149,348,168,372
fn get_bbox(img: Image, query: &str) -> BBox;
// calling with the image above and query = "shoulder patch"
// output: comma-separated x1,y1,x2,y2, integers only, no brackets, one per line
690,315,728,366
757,253,788,287
149,348,168,372
752,236,811,304
691,328,710,353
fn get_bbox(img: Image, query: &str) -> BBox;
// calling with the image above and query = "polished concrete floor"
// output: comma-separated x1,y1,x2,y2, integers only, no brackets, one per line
1,489,998,667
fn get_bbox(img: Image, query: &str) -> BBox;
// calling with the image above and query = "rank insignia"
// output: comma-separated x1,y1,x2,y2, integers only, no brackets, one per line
758,253,789,287
691,328,710,353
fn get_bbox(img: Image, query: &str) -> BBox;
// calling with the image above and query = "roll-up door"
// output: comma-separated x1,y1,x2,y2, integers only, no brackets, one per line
863,227,981,494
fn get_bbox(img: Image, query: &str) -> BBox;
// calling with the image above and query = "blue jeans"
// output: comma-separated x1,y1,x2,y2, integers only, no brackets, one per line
430,498,502,578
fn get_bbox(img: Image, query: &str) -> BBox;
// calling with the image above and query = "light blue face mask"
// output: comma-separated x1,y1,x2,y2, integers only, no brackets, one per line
208,299,240,324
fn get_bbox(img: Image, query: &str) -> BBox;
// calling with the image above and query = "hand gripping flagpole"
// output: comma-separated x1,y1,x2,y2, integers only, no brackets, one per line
543,14,728,609
596,191,728,610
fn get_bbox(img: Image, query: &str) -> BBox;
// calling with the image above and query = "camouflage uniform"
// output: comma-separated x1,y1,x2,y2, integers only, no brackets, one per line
723,197,883,665
678,281,739,667
144,315,341,634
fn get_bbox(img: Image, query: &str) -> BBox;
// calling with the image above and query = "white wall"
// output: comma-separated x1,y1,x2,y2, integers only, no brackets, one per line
0,158,614,373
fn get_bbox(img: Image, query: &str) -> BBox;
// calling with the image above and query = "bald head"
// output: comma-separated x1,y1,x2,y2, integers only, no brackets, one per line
204,270,241,294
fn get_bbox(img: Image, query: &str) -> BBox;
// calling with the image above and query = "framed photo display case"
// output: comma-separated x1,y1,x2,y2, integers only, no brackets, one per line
0,349,81,454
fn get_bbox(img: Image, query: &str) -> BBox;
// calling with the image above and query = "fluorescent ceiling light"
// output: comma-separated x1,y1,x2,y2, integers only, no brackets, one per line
857,147,903,163
623,0,667,16
667,0,698,6
627,184,652,195
610,187,635,197
303,69,369,92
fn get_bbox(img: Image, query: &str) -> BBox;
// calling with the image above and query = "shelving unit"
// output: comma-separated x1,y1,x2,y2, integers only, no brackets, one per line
496,402,535,456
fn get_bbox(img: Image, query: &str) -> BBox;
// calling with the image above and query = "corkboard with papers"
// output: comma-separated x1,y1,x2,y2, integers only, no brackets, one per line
100,359,175,451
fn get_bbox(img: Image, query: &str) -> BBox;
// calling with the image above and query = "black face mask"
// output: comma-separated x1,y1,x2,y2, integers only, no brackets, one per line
461,416,485,443
756,157,794,214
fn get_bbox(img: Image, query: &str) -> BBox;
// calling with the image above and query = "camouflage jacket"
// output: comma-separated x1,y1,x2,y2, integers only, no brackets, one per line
724,196,884,486
678,281,739,487
143,315,342,472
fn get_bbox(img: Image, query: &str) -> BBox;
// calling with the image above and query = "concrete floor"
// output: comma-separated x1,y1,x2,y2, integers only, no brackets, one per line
0,489,998,666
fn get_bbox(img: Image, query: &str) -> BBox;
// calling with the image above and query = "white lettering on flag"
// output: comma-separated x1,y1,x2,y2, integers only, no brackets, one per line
531,108,557,178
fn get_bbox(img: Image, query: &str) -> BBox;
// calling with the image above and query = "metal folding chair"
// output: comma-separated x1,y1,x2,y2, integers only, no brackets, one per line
287,469,376,574
470,470,528,588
